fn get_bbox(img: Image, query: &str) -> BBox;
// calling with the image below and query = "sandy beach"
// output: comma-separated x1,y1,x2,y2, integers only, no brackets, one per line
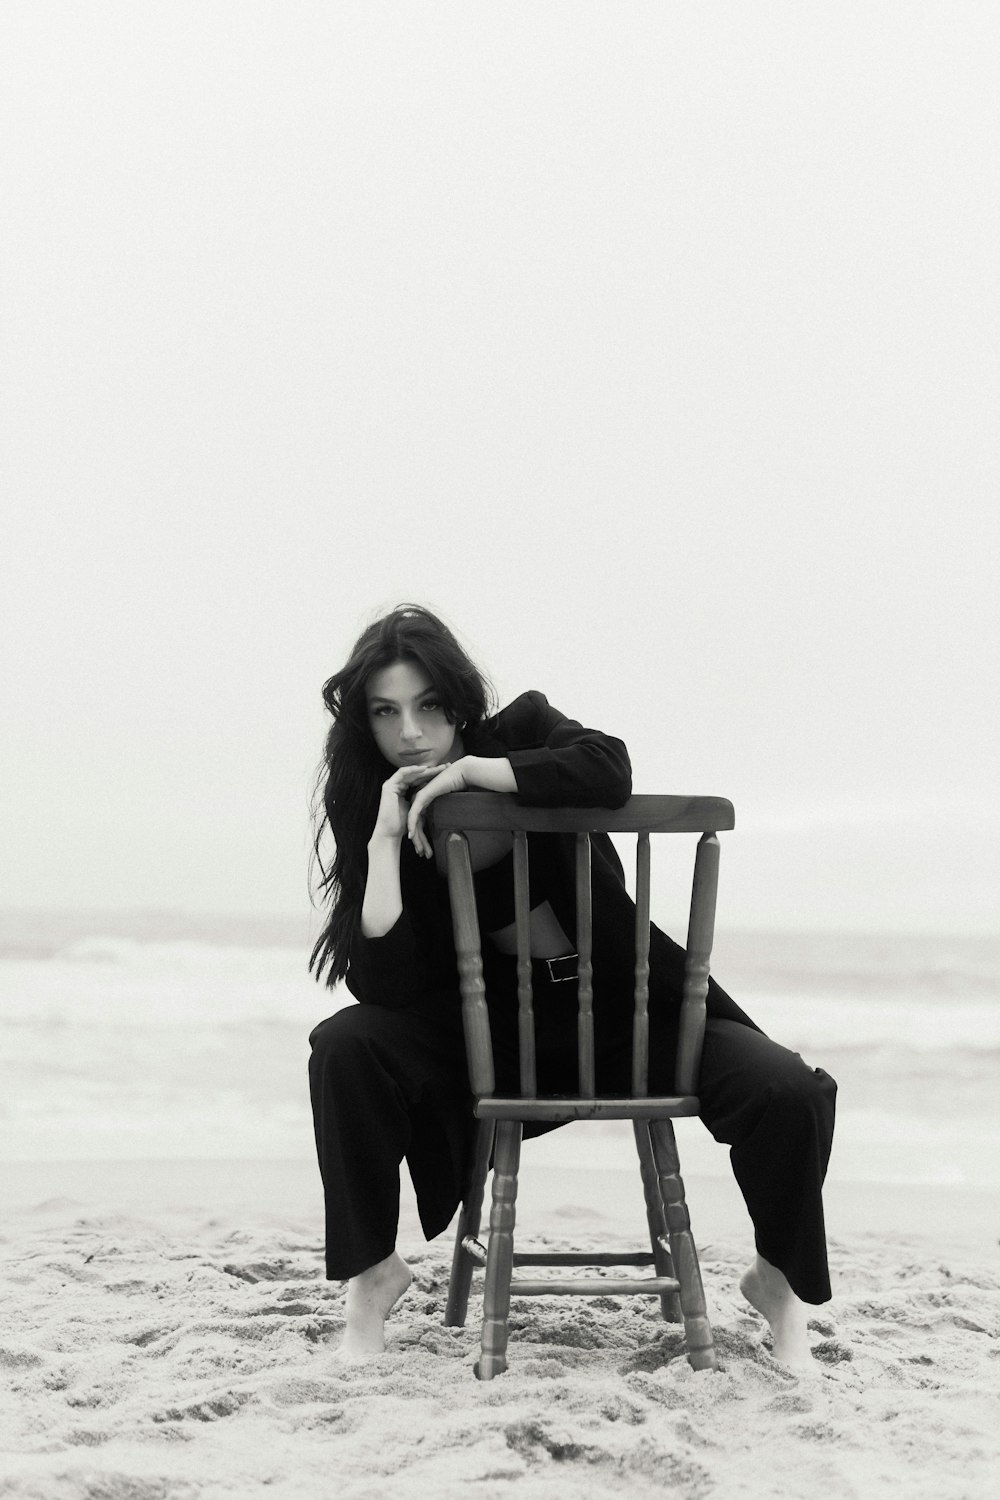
3,922,1000,1497
2,1151,998,1500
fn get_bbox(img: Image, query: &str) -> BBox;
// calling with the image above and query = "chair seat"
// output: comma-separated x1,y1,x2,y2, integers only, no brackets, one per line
475,1094,701,1122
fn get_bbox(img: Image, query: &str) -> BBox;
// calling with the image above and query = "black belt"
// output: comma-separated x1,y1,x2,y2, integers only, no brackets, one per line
533,952,579,984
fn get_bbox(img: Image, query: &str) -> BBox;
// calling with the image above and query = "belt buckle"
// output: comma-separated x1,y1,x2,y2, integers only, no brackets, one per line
545,953,579,983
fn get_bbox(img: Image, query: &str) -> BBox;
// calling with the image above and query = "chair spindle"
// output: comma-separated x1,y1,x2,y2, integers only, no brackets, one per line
446,832,494,1097
513,831,536,1096
632,831,652,1097
575,833,595,1097
675,831,720,1096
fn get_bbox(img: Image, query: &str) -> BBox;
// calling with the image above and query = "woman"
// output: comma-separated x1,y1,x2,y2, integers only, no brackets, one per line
308,604,836,1367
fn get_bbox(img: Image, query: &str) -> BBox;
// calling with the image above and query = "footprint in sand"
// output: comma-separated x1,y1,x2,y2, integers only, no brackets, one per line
152,1388,254,1423
222,1257,314,1283
812,1338,854,1364
265,1376,365,1432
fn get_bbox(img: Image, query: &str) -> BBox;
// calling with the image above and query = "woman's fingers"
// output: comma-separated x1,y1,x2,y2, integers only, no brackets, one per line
394,763,442,786
374,764,446,843
408,794,433,858
390,764,439,797
407,764,451,857
406,765,448,803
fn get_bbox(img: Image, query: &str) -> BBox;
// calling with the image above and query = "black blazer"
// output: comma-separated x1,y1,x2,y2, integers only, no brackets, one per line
344,689,751,1043
346,690,631,1009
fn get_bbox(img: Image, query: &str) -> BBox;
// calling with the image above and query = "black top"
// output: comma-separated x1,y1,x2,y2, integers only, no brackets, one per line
345,690,633,1010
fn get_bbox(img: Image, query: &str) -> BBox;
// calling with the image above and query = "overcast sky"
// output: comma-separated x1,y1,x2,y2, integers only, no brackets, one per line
2,2,997,935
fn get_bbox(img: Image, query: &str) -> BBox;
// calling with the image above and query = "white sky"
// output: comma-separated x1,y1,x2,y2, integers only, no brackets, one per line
2,1,997,933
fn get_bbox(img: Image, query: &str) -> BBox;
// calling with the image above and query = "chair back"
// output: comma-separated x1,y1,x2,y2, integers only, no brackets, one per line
433,794,734,1110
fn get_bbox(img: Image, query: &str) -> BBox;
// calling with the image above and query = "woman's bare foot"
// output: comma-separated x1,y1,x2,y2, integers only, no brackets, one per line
335,1251,412,1361
740,1254,814,1370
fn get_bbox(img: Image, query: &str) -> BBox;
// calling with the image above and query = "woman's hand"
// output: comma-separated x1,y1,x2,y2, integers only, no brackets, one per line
371,764,447,846
406,755,519,859
406,759,470,858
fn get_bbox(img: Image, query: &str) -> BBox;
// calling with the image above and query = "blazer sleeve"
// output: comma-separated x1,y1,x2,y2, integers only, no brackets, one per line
344,911,425,1009
343,843,456,1009
499,690,632,808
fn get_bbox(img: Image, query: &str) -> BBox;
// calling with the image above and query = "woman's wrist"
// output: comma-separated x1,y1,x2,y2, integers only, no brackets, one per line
362,833,404,936
368,828,403,851
461,755,517,794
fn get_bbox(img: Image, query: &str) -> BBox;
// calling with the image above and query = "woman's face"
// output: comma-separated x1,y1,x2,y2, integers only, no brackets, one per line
365,659,463,769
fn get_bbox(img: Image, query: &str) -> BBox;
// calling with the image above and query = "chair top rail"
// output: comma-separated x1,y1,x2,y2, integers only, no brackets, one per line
434,791,735,835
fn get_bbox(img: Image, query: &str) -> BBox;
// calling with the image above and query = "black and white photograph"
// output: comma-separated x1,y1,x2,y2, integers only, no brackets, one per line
2,4,998,1497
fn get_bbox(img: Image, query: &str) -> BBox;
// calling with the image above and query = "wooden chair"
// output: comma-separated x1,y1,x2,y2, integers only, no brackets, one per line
433,792,734,1380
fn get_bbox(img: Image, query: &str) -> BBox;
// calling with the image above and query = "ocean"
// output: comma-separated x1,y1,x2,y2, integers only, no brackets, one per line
1,910,997,1196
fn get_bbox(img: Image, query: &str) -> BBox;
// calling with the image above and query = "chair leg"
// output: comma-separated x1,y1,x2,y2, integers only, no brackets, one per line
444,1120,494,1327
647,1118,717,1371
633,1120,682,1323
476,1119,522,1380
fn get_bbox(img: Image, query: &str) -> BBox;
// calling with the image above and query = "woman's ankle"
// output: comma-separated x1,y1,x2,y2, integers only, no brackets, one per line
337,1253,413,1359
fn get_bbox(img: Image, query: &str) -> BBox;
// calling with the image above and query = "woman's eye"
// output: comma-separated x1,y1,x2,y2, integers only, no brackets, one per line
421,701,441,712
372,705,396,717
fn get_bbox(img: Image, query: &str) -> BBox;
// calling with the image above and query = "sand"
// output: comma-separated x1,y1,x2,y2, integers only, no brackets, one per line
2,1157,999,1500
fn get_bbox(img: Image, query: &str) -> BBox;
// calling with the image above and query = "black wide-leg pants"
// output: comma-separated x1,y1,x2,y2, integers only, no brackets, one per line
308,970,837,1304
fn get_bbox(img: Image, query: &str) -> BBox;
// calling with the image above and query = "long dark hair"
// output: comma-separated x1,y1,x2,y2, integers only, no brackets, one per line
309,604,494,986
